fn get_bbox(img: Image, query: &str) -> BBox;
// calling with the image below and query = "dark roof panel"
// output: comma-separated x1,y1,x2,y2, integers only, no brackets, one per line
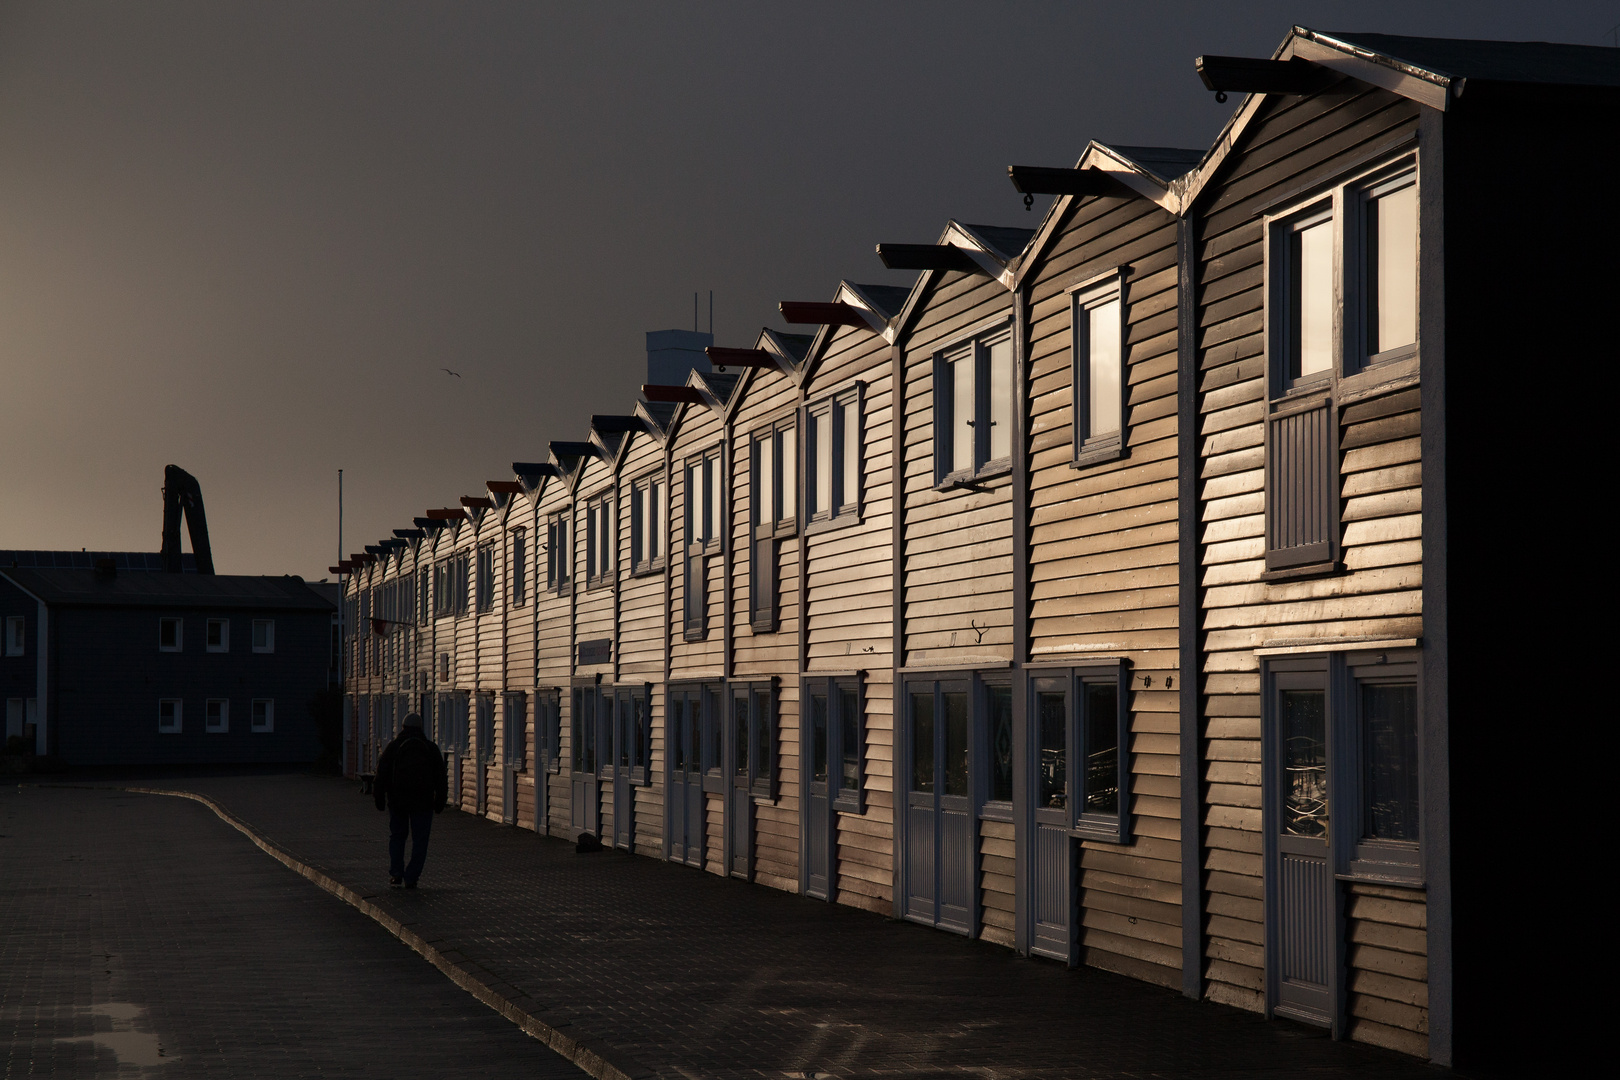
958,226,1036,262
1320,31,1620,88
0,550,198,572
1,568,334,611
849,284,912,319
1107,145,1206,181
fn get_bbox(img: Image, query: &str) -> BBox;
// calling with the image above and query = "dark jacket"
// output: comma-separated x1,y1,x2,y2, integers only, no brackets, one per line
374,724,448,814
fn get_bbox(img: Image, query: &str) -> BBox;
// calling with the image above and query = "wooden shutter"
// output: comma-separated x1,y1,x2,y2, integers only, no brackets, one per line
1265,396,1338,570
750,534,776,632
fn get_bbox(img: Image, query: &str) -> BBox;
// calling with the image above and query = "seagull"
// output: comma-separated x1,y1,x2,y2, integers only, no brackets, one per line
440,367,461,378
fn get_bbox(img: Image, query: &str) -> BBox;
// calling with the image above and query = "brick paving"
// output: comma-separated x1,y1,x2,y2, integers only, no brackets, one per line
0,783,585,1079
39,770,1452,1080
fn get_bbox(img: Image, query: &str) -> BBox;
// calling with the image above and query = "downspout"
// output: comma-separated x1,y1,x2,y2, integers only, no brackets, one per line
1176,212,1205,1000
1010,278,1032,957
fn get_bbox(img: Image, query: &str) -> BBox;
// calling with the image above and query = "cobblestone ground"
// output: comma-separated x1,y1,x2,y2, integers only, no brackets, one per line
73,771,1448,1080
0,784,585,1079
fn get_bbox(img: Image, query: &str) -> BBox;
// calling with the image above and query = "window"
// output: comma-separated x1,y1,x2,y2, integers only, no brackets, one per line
731,681,776,800
503,691,526,768
1072,270,1126,465
934,323,1013,484
4,616,23,656
251,698,274,732
205,698,229,733
206,618,229,653
476,543,495,613
683,447,722,639
445,691,470,755
571,685,596,775
437,652,450,682
417,569,430,625
475,692,495,762
547,513,571,592
1345,649,1421,881
158,617,183,652
585,494,613,587
985,679,1015,808
1028,662,1129,842
805,387,860,524
534,689,561,774
805,675,864,813
750,418,798,630
1265,159,1418,577
610,683,652,785
433,552,471,615
510,529,527,606
158,698,182,733
629,472,666,575
252,619,274,653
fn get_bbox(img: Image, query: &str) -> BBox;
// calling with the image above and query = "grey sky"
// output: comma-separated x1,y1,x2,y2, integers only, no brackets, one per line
1,1,1613,579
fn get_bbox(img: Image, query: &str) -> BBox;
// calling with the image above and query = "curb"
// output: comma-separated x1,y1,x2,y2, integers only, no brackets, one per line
124,786,643,1080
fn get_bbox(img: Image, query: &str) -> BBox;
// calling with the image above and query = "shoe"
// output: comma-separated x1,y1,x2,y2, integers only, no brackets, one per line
404,880,418,890
389,876,403,888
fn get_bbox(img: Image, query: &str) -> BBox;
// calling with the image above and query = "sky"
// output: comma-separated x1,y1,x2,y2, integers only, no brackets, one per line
1,1,1614,579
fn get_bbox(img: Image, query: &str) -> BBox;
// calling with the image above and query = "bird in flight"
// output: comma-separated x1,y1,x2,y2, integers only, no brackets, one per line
441,367,462,378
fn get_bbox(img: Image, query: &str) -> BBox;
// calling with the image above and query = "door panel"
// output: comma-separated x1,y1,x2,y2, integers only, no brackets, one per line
667,692,704,867
1030,681,1076,962
1273,683,1334,1024
904,689,937,923
938,689,972,932
805,690,832,900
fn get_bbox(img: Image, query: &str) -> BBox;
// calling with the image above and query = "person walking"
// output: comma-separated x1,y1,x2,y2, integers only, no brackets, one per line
374,712,448,888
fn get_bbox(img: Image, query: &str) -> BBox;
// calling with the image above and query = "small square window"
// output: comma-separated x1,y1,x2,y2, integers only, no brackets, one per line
158,698,183,733
251,698,274,732
252,619,275,653
206,618,229,653
159,617,183,652
206,698,229,733
4,616,23,656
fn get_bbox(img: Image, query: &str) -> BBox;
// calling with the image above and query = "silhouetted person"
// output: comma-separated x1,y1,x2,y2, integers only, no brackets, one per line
374,713,448,888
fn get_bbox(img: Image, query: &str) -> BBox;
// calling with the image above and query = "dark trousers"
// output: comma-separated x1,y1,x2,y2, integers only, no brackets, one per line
388,807,434,883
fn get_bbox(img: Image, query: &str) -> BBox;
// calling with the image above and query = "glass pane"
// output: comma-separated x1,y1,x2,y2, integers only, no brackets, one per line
943,691,969,797
1293,218,1334,378
840,689,860,795
686,465,698,541
1084,682,1119,815
989,336,1012,461
672,696,687,771
814,411,832,515
704,458,718,543
951,351,974,473
1280,689,1328,838
649,481,661,558
1037,690,1067,810
756,438,772,527
635,694,649,769
911,691,935,793
1087,298,1122,436
779,427,796,521
618,693,632,768
810,692,829,782
598,694,612,773
753,689,772,781
702,687,720,772
1371,184,1417,354
988,685,1013,802
1363,684,1418,843
841,401,858,509
734,693,749,778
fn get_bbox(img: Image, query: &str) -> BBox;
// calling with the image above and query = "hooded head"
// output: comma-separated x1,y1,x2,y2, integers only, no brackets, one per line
403,712,425,730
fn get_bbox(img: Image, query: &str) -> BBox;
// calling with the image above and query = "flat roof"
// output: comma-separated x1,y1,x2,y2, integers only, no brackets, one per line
1,568,335,612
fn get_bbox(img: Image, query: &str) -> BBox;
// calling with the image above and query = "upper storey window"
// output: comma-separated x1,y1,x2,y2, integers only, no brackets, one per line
935,323,1013,485
1359,172,1417,366
1071,270,1126,466
630,473,665,575
805,388,859,526
585,494,613,588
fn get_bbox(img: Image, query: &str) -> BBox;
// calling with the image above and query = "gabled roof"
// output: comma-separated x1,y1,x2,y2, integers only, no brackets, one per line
635,400,679,439
1013,140,1199,289
1,568,334,612
1178,27,1620,212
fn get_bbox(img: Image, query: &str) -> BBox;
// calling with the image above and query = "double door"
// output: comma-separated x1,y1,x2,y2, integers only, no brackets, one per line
572,683,648,848
903,681,973,934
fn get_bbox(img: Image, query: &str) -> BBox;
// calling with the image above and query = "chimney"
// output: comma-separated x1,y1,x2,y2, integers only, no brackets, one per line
646,329,714,387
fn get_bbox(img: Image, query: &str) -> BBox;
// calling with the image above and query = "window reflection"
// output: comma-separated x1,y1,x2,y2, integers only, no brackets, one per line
1281,689,1328,838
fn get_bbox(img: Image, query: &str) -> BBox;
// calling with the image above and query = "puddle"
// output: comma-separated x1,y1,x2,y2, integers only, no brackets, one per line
54,1002,176,1069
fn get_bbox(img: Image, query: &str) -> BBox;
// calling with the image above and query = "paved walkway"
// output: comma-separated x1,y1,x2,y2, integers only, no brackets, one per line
0,783,586,1079
23,771,1447,1080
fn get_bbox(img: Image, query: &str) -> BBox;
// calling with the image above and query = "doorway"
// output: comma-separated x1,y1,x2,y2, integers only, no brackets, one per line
903,679,973,934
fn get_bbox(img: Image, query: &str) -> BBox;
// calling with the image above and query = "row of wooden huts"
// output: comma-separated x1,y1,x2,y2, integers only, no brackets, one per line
337,28,1617,1072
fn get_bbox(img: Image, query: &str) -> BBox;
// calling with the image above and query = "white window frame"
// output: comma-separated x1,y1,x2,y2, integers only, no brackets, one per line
629,471,666,576
205,697,229,733
547,512,572,593
206,617,230,653
476,541,496,613
684,447,724,555
252,619,275,653
933,319,1015,486
584,492,614,588
158,698,183,734
804,385,862,529
1070,268,1127,467
4,616,23,656
251,698,275,733
158,617,183,653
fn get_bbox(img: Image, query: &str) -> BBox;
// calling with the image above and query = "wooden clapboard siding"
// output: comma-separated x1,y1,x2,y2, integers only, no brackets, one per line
1020,179,1185,983
730,365,799,681
803,319,896,910
898,267,1014,668
979,818,1015,947
573,461,616,673
1194,83,1423,1015
1345,881,1429,1057
515,774,537,832
704,790,725,875
669,401,724,677
505,500,537,688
